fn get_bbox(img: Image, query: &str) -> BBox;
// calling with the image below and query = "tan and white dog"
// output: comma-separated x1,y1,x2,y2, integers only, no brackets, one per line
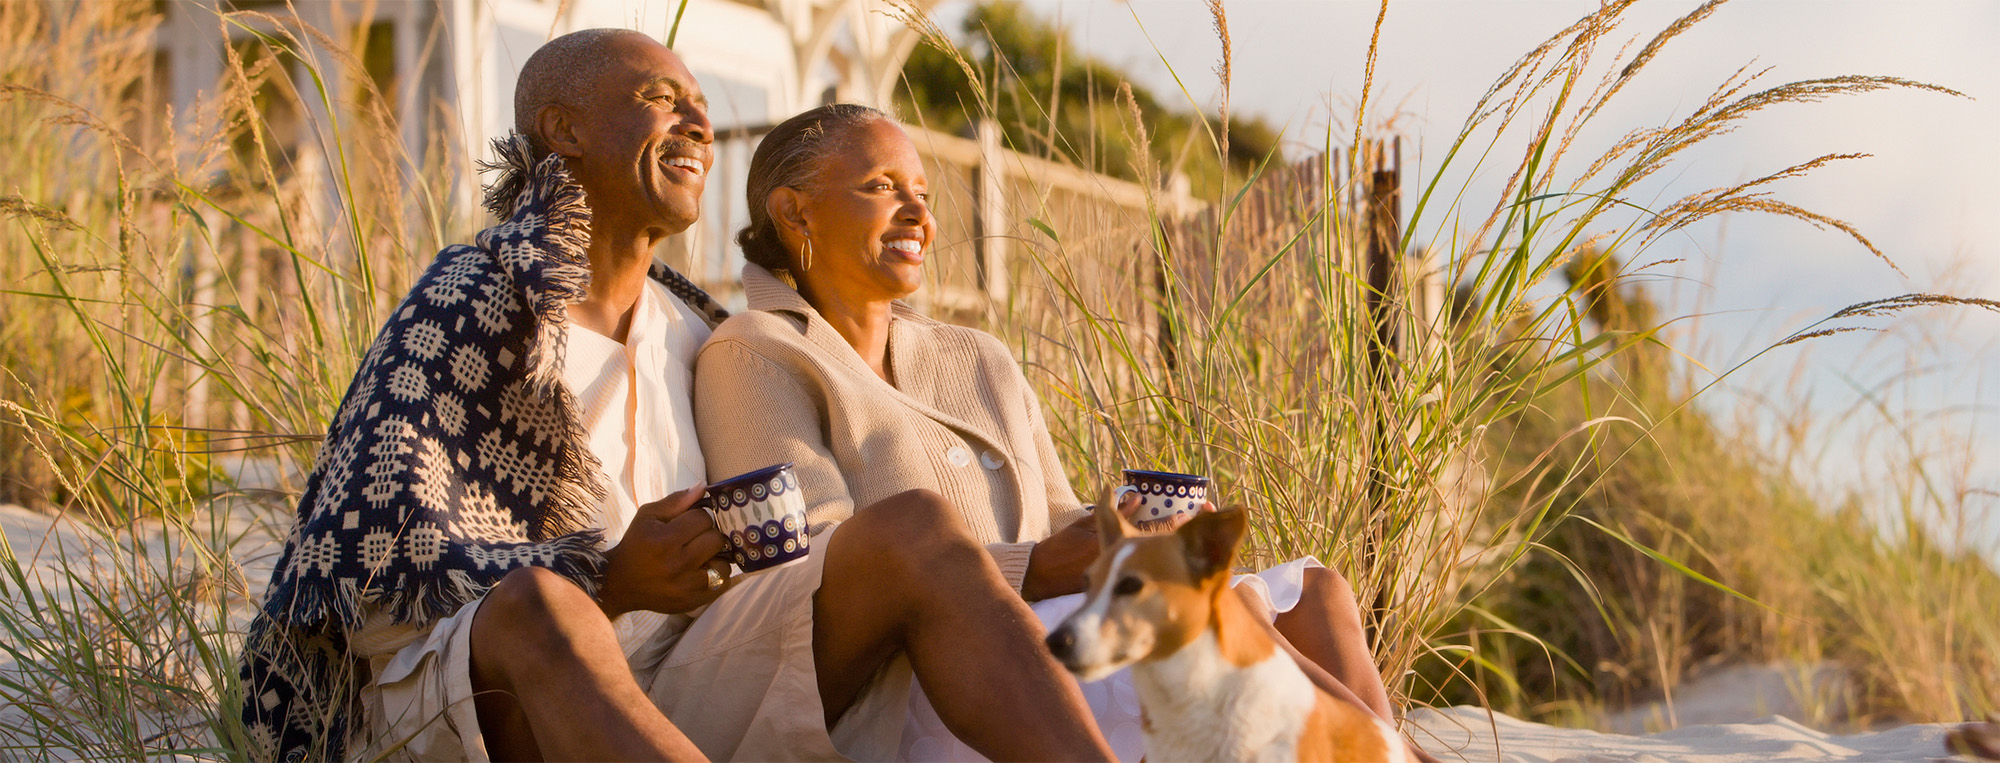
1045,506,1407,763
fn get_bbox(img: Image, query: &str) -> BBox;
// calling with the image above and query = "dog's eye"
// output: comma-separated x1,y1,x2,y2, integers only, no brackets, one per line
1113,577,1144,596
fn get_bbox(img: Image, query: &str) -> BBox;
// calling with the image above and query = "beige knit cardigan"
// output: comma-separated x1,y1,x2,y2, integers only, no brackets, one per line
692,264,1088,590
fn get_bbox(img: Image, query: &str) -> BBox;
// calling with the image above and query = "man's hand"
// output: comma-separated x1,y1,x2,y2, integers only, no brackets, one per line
595,482,735,619
1022,489,1142,601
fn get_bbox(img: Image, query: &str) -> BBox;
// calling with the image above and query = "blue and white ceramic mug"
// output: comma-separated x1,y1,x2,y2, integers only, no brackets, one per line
703,463,809,573
1117,468,1210,533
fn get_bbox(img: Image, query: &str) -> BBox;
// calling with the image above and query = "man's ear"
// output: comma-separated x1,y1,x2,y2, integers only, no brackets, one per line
1094,489,1133,550
1178,508,1246,581
536,104,584,158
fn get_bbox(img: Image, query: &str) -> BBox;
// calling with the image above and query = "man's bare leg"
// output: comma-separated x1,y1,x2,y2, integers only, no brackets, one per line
469,566,706,761
813,489,1113,762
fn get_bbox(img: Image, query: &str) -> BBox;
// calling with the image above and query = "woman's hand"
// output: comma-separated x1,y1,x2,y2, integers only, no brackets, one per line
1022,513,1098,601
1022,489,1145,601
595,482,736,618
1141,499,1219,535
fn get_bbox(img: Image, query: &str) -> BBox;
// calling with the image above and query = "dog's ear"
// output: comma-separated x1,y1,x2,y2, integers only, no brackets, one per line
1094,486,1134,548
1178,508,1247,580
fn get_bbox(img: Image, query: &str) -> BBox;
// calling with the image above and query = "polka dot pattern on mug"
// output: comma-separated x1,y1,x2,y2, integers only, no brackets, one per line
1122,469,1209,532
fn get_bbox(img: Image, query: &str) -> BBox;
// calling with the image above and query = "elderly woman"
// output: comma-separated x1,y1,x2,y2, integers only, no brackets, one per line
694,104,1411,760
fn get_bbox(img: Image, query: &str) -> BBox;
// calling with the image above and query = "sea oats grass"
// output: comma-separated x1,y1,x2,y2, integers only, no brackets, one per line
0,1,460,757
902,0,1993,732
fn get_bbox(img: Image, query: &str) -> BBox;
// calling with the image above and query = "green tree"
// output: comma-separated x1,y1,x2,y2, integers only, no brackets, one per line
897,0,1280,196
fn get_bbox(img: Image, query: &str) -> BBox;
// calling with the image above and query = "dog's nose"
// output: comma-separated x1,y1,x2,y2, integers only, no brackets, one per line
1045,627,1075,661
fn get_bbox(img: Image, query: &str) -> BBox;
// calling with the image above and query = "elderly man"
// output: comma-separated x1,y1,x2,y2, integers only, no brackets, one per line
236,29,1114,761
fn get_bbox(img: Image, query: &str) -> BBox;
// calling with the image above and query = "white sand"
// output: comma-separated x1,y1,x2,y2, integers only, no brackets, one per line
1599,662,1859,735
1410,705,1959,762
0,501,283,606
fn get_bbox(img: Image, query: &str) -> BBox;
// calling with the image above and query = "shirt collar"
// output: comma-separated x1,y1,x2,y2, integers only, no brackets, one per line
737,264,1001,456
741,263,928,324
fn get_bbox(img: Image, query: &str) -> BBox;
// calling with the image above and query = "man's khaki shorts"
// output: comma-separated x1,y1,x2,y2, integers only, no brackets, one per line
345,523,909,762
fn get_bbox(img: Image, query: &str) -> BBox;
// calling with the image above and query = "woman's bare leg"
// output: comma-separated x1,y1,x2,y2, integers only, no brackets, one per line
813,489,1113,762
1273,565,1397,719
1265,567,1441,762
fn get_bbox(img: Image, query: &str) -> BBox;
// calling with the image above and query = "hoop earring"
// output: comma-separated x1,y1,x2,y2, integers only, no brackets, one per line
800,236,814,273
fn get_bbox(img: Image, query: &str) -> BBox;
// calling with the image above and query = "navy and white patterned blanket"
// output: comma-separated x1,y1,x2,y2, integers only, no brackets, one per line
236,134,727,760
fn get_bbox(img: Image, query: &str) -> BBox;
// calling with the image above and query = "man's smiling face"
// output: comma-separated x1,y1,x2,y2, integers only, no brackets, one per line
562,34,713,238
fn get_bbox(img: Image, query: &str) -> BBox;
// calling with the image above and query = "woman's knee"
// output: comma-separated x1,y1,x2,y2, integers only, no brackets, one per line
1302,565,1357,602
840,489,983,572
847,489,968,538
1294,565,1369,627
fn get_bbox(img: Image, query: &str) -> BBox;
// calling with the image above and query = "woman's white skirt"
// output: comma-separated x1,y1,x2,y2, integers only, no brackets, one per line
897,556,1326,762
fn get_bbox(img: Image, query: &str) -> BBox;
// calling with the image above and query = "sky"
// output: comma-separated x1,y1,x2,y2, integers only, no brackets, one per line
932,0,2000,553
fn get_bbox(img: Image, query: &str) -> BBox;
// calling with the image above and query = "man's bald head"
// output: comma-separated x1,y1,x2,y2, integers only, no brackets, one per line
514,28,656,155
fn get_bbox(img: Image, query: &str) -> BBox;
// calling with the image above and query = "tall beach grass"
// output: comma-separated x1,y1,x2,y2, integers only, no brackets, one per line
904,0,1996,731
0,1,457,756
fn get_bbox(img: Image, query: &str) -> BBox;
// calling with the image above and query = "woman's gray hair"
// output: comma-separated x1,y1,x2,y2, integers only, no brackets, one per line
737,104,890,272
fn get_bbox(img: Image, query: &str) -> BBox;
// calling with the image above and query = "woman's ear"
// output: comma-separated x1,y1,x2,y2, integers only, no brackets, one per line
537,104,584,158
770,186,810,242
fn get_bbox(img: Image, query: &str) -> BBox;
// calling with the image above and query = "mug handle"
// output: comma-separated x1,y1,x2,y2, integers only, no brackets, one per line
1112,484,1138,504
1084,487,1140,517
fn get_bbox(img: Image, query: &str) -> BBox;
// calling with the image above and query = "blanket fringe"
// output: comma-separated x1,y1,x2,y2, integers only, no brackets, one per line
268,532,608,632
478,134,536,220
481,131,607,540
261,575,367,633
373,532,608,623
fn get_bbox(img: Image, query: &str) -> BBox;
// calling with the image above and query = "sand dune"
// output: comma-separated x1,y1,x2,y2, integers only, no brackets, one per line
1410,705,1957,762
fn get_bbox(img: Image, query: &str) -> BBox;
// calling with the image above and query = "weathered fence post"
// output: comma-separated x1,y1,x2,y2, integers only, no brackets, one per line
1365,138,1402,376
1363,137,1403,643
975,118,1009,304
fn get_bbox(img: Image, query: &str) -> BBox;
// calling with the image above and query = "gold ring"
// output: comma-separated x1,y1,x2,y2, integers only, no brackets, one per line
705,566,725,591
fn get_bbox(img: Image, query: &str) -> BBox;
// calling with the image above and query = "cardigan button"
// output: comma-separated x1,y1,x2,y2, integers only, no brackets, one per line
946,446,972,467
980,450,1004,470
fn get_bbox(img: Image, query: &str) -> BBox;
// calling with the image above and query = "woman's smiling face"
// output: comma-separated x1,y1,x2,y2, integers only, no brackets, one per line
791,119,936,304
